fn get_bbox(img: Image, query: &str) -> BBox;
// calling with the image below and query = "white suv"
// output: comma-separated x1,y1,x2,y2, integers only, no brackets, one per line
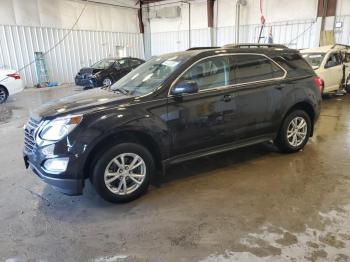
301,44,350,94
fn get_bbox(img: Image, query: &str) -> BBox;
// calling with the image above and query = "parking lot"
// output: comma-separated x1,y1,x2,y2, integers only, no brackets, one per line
1,86,349,261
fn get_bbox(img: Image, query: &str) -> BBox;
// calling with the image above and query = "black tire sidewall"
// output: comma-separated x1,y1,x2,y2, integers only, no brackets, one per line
92,143,154,203
277,110,311,153
0,87,8,104
346,76,350,93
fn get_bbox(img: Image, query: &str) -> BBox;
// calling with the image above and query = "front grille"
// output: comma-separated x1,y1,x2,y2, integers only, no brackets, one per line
24,117,41,154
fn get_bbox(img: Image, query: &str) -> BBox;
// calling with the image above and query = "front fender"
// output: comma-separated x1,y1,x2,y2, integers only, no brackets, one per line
69,111,169,178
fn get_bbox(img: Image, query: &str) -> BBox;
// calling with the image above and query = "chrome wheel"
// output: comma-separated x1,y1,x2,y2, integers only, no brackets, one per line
287,116,307,147
0,88,7,103
104,153,146,195
102,78,112,87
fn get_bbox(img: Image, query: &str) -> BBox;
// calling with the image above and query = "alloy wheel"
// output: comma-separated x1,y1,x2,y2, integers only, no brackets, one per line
287,116,308,147
102,78,112,87
104,153,146,195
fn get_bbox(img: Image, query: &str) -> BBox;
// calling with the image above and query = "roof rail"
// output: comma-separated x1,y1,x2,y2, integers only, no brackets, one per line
223,43,288,49
187,47,219,51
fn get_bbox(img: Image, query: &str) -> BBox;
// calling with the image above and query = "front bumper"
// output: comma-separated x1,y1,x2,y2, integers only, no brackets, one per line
75,76,97,88
24,154,84,196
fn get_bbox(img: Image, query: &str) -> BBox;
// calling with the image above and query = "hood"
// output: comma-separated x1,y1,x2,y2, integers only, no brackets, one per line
33,88,132,119
77,67,103,76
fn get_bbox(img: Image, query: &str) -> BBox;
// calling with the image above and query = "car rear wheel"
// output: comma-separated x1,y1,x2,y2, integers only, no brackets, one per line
275,110,311,153
345,75,350,94
91,143,155,203
102,77,113,87
0,86,8,104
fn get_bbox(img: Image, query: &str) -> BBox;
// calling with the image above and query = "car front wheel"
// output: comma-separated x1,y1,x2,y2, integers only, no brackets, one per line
102,77,113,87
0,86,8,104
91,143,155,203
275,110,311,153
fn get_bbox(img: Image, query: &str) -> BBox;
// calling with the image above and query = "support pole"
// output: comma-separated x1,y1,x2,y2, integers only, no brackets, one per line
235,0,246,44
188,2,191,48
318,0,338,46
140,5,152,59
207,0,216,46
138,3,144,34
235,1,240,44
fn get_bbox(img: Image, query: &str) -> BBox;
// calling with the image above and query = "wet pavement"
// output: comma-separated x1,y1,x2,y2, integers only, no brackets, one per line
0,86,350,262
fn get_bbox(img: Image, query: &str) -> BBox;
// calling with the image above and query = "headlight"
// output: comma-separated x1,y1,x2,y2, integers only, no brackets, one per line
40,115,83,141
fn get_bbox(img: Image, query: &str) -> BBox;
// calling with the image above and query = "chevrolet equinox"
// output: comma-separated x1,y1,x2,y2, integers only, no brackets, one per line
24,44,322,203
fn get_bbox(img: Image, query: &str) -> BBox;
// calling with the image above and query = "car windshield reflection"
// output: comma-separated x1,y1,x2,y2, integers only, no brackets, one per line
110,54,190,96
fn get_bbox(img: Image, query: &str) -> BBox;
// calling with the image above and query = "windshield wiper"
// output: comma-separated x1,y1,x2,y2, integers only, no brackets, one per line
111,88,129,95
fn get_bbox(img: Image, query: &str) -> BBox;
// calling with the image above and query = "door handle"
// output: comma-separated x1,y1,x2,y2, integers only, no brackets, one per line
221,94,232,102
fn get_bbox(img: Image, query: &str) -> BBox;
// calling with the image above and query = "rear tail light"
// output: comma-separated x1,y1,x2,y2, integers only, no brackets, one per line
312,76,323,93
7,72,21,80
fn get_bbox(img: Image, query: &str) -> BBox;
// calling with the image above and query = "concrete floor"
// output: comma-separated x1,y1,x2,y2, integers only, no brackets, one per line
1,85,350,262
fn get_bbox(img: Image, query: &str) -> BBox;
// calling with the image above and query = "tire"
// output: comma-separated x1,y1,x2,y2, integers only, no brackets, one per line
274,110,311,153
102,77,113,87
0,86,8,104
345,75,350,94
91,143,155,203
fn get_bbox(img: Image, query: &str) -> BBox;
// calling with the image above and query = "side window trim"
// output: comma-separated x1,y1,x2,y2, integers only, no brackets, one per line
168,53,287,97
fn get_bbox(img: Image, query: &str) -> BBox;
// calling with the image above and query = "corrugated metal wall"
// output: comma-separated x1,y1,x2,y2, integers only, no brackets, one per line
151,28,211,56
217,19,318,49
0,25,144,87
151,19,319,56
2,17,347,87
335,15,350,46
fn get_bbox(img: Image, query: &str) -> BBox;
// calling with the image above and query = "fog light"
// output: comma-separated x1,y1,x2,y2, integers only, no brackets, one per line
41,144,55,156
43,158,69,173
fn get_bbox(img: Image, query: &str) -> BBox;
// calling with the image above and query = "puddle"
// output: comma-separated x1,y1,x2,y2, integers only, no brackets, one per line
201,205,350,261
0,105,20,124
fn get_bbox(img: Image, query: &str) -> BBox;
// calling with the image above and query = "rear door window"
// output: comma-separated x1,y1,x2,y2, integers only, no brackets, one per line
230,55,284,84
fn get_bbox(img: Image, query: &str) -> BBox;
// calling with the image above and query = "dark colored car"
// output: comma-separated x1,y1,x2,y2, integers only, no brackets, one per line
24,44,322,203
74,57,145,88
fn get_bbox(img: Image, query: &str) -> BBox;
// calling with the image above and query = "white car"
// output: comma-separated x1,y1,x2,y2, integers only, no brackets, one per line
301,44,350,94
0,69,25,103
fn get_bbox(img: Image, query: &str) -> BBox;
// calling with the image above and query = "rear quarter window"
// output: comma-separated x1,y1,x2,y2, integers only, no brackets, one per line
273,53,314,77
231,55,285,84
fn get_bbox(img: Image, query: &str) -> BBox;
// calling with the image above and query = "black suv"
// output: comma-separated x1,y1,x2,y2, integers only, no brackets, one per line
75,57,144,88
24,44,322,203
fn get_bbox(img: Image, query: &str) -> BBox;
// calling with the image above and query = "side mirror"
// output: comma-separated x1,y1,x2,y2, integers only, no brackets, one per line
171,80,199,96
325,60,337,68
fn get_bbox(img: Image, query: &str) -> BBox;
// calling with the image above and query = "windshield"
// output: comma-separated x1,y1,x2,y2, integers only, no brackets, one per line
110,54,190,96
91,59,116,70
301,53,326,68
